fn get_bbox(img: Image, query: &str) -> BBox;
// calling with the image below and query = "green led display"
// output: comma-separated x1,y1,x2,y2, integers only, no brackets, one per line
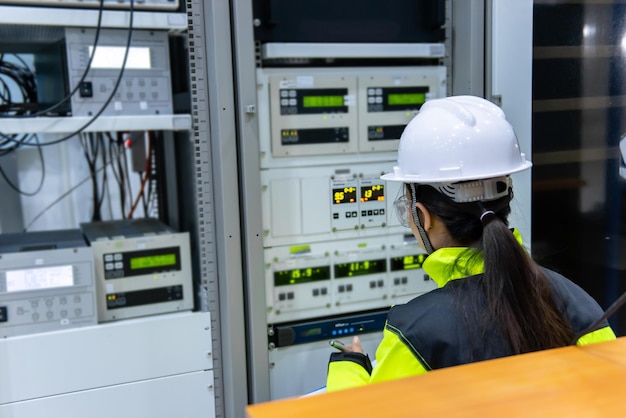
130,254,177,270
302,95,344,108
334,259,387,278
390,254,427,271
387,93,426,106
274,266,331,286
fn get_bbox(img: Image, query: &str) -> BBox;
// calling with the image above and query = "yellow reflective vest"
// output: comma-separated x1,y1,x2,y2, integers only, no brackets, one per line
326,241,616,392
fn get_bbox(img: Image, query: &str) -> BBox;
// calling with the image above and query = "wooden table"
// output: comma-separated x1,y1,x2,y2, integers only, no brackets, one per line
246,337,626,417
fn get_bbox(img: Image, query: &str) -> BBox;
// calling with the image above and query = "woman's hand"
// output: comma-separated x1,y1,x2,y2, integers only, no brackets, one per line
346,336,364,353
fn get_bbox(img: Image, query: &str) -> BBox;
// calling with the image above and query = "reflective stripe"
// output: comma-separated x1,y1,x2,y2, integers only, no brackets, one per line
383,324,431,370
576,326,616,346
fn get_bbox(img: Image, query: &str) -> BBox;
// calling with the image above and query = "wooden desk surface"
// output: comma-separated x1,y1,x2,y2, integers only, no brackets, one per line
246,337,626,417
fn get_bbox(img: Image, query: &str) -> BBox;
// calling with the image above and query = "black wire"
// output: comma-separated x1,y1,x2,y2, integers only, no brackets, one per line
106,132,126,218
23,162,109,232
572,290,626,345
0,133,31,156
0,55,37,116
0,0,135,146
0,0,106,118
106,132,127,218
140,172,148,215
81,132,101,221
0,134,45,196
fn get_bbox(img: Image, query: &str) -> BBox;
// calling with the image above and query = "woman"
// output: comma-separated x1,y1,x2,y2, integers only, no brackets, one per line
326,95,616,392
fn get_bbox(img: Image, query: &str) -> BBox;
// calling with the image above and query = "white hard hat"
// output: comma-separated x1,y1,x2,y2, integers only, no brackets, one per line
381,95,532,184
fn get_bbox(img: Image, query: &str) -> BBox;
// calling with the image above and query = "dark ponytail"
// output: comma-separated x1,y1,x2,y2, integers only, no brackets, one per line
415,184,573,353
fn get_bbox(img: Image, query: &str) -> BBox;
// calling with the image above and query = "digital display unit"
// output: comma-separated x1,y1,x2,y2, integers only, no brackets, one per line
367,125,406,141
334,258,387,278
367,86,429,113
274,266,331,286
280,127,349,145
88,46,152,70
106,285,184,310
129,253,177,271
279,88,348,115
360,184,385,202
5,265,74,293
103,246,181,280
302,95,344,108
388,92,426,106
333,187,357,204
390,254,427,271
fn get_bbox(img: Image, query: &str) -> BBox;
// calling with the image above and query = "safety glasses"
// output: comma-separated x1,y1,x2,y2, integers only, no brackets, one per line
393,192,411,228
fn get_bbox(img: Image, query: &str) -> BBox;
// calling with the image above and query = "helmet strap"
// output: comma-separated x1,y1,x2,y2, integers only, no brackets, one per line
409,183,435,254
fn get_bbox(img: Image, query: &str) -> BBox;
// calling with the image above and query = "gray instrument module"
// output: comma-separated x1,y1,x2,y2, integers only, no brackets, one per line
0,229,97,338
80,218,194,322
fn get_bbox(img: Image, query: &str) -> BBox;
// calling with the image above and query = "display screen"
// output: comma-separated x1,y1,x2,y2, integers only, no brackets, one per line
303,95,344,108
333,187,357,204
89,46,152,69
300,327,323,338
388,93,426,106
274,266,331,286
334,259,387,278
130,254,177,270
280,127,349,145
367,125,405,141
360,184,385,202
390,254,427,271
368,86,429,113
5,265,74,293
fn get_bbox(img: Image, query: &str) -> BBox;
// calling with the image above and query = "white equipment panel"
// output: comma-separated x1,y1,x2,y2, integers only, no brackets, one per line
257,66,447,169
1,372,215,418
88,231,194,322
265,235,436,324
81,218,194,323
357,67,446,152
64,27,173,117
261,162,405,248
268,73,358,158
0,0,179,10
0,312,213,414
0,247,97,338
258,65,447,403
0,229,98,339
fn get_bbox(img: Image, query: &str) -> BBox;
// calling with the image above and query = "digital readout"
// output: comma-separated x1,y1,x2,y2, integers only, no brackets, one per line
303,95,344,108
360,184,385,202
274,266,331,287
390,254,427,271
334,259,387,278
6,265,74,293
130,254,177,270
333,187,357,204
300,327,323,337
387,93,426,106
89,46,152,70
